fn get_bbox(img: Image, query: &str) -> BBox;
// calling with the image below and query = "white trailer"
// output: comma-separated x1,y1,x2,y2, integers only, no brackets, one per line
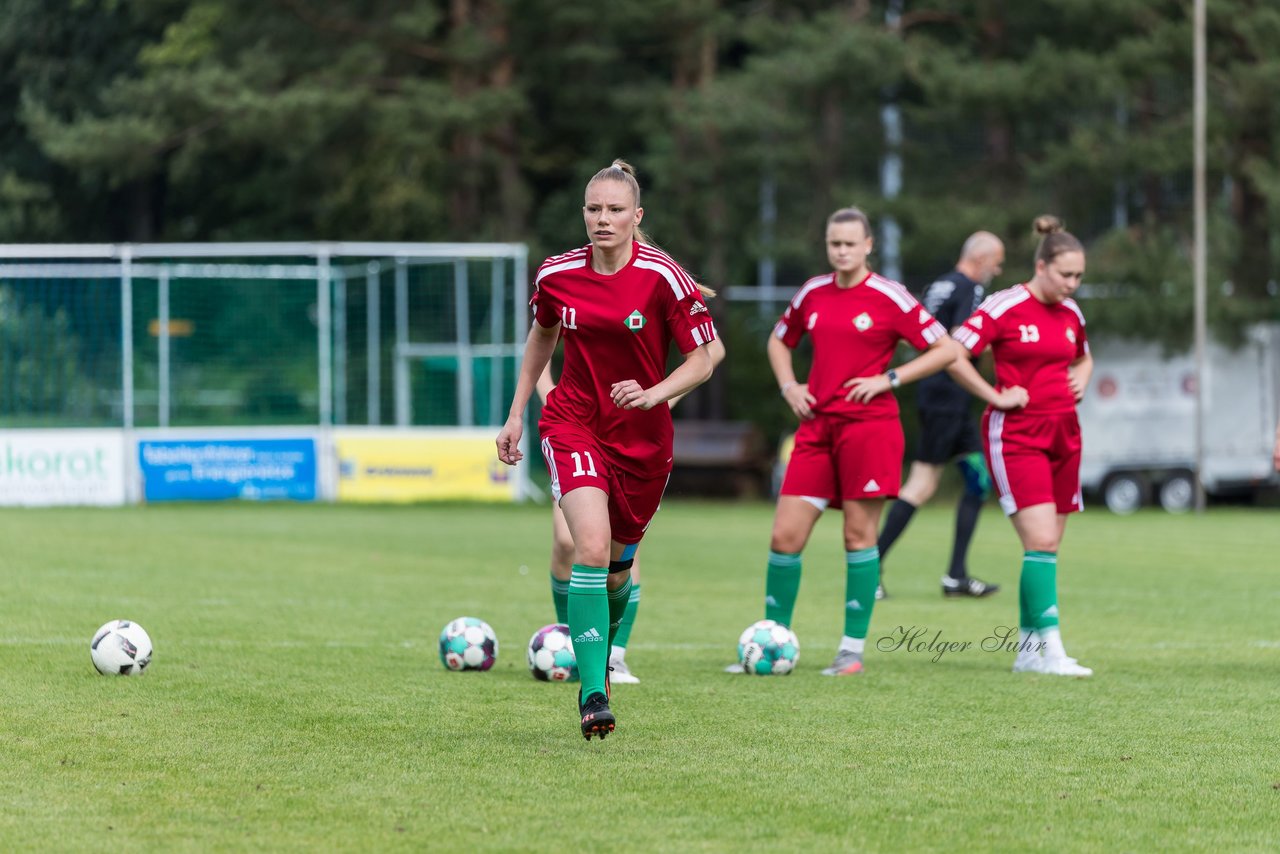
1077,323,1280,513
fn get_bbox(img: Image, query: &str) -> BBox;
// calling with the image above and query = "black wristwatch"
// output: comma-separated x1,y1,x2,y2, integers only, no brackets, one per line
886,369,900,389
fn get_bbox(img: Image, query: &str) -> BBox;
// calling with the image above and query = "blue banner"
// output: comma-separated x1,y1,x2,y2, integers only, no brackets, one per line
139,438,317,502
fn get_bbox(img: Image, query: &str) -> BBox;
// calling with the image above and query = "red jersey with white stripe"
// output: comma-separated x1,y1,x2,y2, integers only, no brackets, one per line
952,284,1088,416
773,272,947,421
531,241,716,475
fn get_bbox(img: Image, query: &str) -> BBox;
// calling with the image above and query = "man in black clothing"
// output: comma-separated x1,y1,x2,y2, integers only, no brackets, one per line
878,232,1005,599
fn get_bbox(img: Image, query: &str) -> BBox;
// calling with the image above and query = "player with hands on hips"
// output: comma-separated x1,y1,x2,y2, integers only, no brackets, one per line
947,215,1093,677
496,159,719,738
736,205,959,678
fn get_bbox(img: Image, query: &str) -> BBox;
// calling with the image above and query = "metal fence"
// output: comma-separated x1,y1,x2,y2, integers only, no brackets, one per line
0,243,529,430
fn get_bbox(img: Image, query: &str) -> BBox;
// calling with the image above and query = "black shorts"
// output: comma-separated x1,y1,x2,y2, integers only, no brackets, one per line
914,408,982,465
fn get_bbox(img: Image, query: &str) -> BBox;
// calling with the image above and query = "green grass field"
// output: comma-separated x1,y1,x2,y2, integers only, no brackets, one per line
2,500,1277,852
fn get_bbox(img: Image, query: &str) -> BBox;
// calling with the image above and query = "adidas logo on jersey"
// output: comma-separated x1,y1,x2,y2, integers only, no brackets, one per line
575,628,604,643
1066,328,1076,343
970,315,983,328
689,302,708,316
918,308,931,324
863,479,880,492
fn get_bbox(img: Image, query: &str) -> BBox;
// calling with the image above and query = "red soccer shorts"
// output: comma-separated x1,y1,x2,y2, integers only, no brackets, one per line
539,424,671,545
780,415,904,503
982,409,1083,516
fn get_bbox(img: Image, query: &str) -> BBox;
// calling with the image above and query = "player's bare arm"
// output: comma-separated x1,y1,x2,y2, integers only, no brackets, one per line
496,321,560,465
1066,351,1093,403
611,342,715,411
947,353,1029,411
768,334,815,421
843,337,961,404
667,337,725,409
535,360,556,404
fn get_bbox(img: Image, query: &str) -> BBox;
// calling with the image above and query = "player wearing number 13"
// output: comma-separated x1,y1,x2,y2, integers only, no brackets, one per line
947,215,1093,677
496,159,718,739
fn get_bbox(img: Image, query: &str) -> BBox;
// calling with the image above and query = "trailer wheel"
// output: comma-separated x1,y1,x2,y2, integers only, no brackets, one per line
1158,472,1195,513
1102,473,1147,514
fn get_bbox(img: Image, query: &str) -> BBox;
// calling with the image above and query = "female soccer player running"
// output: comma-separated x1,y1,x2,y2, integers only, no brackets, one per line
947,215,1093,676
496,160,718,739
749,206,958,677
537,329,724,685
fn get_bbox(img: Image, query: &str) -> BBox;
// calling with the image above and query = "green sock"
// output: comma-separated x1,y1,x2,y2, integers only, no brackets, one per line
612,583,640,649
843,547,880,639
607,576,632,647
1019,574,1033,632
765,551,803,627
550,574,570,625
1020,551,1059,631
569,565,610,700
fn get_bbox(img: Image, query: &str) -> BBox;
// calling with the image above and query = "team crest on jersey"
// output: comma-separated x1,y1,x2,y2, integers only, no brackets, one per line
625,310,648,331
853,312,873,331
1066,328,1076,344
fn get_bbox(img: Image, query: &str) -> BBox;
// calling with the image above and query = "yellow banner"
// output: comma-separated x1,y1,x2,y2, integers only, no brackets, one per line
336,433,515,502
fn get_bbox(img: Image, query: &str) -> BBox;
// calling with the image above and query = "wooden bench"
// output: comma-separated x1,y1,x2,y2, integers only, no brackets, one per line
670,420,771,498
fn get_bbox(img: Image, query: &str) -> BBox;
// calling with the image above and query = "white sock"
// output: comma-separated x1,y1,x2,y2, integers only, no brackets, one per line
609,644,626,661
1039,627,1067,659
838,636,865,654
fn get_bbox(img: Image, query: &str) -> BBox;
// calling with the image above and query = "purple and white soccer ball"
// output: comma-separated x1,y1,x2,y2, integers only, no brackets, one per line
438,617,498,671
90,619,154,676
737,619,800,675
527,623,578,682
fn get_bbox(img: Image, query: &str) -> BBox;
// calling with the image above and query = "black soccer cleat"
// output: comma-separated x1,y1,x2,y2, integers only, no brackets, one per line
941,575,1000,597
579,692,616,741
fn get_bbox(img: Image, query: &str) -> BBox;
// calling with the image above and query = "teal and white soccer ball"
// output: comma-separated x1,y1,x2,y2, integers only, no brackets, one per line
90,619,153,676
527,623,578,682
737,619,799,675
439,617,498,671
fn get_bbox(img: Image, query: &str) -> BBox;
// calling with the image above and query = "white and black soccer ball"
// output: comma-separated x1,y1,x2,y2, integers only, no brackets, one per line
438,616,498,671
737,619,800,675
527,623,578,682
90,619,154,676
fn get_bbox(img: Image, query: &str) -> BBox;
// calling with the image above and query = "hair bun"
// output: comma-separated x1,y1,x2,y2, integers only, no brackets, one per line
1033,214,1064,236
611,158,637,178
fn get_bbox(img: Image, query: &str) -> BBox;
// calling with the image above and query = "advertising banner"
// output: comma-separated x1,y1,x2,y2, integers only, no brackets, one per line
0,430,127,506
336,430,516,502
138,438,317,502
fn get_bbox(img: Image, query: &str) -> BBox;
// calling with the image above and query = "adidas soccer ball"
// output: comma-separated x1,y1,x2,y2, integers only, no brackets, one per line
438,617,498,671
527,623,578,682
90,619,153,676
737,619,799,675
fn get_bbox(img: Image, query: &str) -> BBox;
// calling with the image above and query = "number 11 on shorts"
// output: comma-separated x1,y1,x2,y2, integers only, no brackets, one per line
571,451,598,477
